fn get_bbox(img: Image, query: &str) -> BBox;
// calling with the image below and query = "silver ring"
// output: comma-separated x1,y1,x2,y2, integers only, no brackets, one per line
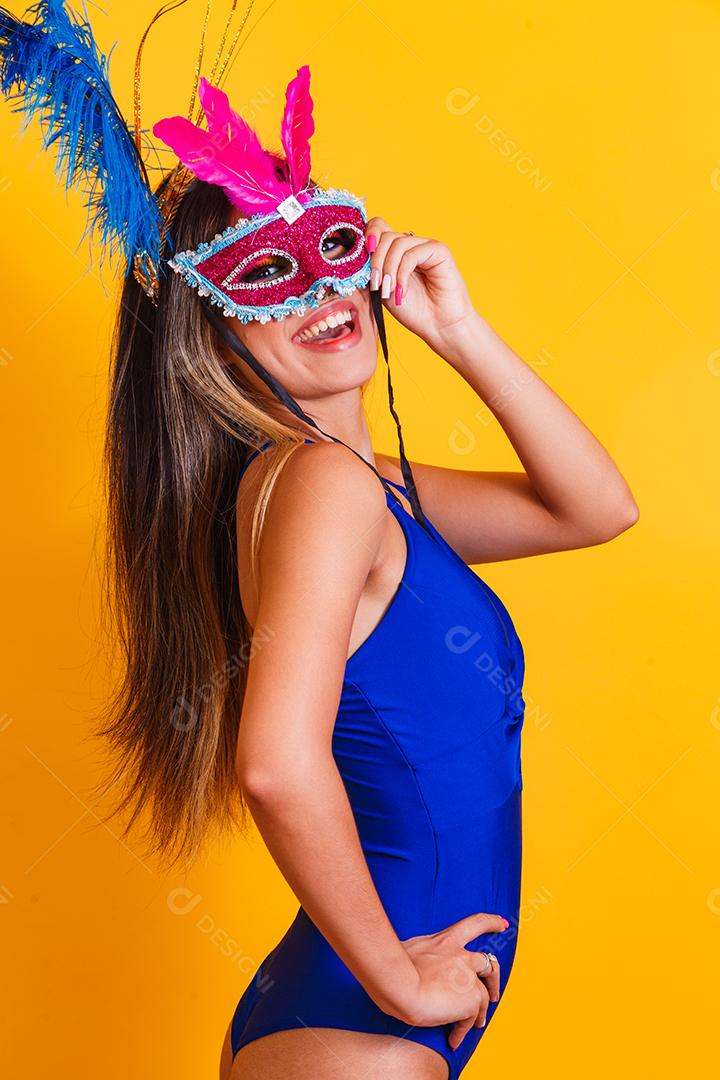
478,951,498,977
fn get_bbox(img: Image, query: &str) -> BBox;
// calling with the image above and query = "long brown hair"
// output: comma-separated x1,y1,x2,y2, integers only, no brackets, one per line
92,178,313,871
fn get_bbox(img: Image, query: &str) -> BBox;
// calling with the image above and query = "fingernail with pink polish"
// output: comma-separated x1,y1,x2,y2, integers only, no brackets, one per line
370,267,381,291
395,283,403,306
366,233,377,253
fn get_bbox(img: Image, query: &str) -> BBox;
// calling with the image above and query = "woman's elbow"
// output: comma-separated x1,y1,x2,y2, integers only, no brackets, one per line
236,755,322,807
606,498,640,538
591,497,640,543
238,762,289,805
564,497,639,547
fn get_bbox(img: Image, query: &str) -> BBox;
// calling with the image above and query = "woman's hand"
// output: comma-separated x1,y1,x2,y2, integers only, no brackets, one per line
364,216,478,356
387,911,508,1051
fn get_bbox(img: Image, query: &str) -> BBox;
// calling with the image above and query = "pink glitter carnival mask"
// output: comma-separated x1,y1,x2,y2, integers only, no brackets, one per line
153,68,371,323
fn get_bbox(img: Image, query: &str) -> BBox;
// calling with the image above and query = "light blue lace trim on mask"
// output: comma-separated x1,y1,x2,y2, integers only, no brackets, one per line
170,259,372,324
167,187,371,323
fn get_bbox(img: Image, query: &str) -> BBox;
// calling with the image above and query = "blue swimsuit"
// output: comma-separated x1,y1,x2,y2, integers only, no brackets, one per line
231,440,526,1080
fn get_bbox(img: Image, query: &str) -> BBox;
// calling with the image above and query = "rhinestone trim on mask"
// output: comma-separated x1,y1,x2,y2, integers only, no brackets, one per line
221,248,300,291
318,221,364,266
184,263,371,324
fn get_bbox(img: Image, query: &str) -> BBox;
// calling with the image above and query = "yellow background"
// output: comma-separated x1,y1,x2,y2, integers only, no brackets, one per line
1,1,718,1076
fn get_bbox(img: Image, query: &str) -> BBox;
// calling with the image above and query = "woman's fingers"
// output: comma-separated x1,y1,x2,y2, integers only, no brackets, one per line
364,215,390,251
364,215,389,268
448,1013,476,1051
364,217,424,303
378,236,427,302
475,976,491,1028
447,911,509,946
400,913,507,1050
449,981,489,1050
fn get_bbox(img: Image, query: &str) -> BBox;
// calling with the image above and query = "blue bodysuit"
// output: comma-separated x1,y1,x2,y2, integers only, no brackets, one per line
231,440,526,1080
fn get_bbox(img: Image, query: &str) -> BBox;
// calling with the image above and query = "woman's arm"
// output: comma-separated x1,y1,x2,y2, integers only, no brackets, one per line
235,442,420,1018
365,219,640,565
380,313,639,565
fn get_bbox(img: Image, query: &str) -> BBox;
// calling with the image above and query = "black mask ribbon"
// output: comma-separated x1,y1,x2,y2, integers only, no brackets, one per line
201,293,433,538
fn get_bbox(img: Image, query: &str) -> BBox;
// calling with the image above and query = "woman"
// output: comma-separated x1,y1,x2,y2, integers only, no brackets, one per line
101,158,638,1079
0,9,638,1078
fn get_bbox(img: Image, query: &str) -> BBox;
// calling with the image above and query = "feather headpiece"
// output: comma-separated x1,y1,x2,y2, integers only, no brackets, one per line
153,66,315,217
0,0,164,279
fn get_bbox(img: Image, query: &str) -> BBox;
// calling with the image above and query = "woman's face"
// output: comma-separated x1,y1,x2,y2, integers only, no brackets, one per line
223,209,378,403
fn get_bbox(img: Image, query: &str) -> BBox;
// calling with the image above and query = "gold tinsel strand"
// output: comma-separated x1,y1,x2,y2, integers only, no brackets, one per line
218,0,281,90
131,0,269,299
187,0,213,121
133,0,191,155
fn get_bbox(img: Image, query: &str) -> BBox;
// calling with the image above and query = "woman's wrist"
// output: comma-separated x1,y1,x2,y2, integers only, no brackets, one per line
426,309,499,372
361,942,420,1021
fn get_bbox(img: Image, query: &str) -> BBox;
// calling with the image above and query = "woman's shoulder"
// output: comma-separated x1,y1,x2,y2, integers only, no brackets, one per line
235,436,403,643
267,438,387,521
246,440,389,604
236,437,388,550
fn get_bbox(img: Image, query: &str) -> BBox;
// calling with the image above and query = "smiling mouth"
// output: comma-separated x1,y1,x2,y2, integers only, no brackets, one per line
292,306,356,346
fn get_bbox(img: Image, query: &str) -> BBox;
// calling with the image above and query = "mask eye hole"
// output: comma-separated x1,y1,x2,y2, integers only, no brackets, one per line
222,248,299,291
318,223,364,265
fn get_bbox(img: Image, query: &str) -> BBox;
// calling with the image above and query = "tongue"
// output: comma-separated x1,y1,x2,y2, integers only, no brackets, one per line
314,322,350,342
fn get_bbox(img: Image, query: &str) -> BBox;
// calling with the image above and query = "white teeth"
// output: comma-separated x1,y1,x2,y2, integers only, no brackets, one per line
296,309,353,342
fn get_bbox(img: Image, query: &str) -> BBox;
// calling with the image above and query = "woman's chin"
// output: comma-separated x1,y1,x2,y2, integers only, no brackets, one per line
293,341,378,385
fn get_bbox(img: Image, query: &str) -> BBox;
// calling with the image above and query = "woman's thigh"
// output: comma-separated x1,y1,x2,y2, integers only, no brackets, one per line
221,1021,450,1080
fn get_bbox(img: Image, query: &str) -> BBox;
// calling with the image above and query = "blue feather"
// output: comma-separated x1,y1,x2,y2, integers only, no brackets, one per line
0,1,165,277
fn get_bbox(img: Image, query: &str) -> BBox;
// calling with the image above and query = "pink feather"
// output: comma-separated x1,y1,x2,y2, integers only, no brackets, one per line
280,66,315,194
197,78,285,198
153,77,290,214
